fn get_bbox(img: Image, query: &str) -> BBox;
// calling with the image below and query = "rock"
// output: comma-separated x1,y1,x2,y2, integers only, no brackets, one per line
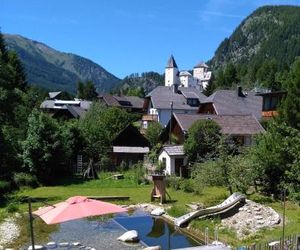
212,240,225,246
72,242,81,246
255,215,263,220
46,242,57,248
58,242,69,247
269,241,280,246
27,245,45,250
84,247,91,250
143,246,161,250
118,230,139,242
151,208,165,216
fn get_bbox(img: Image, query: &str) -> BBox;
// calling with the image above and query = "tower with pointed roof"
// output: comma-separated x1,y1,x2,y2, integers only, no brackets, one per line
165,55,179,87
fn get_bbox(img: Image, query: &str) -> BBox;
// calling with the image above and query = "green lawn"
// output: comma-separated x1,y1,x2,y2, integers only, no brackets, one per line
1,173,300,248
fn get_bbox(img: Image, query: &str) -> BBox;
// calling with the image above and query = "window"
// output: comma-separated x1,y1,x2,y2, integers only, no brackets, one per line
162,158,166,168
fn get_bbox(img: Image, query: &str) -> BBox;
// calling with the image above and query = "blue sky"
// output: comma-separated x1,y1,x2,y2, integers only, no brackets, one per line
1,0,299,78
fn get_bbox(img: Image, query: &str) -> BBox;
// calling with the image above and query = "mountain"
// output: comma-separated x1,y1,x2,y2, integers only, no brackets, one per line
209,5,300,71
113,72,164,95
4,34,120,94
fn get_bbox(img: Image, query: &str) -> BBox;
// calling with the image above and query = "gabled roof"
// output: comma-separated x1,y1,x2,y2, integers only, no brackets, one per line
166,55,178,68
173,113,265,135
146,86,206,110
194,62,209,68
161,145,185,156
99,94,144,109
48,91,62,99
113,124,150,147
201,90,263,119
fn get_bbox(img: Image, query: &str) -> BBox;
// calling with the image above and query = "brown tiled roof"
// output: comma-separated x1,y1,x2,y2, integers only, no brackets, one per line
174,113,265,135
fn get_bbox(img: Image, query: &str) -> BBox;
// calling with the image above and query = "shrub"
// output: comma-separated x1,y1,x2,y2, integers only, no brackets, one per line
6,202,19,213
166,176,183,190
118,160,128,172
130,162,147,185
179,179,195,193
0,180,11,197
99,155,112,171
13,172,38,188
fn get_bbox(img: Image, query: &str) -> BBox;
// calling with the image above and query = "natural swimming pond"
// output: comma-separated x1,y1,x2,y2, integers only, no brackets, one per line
24,210,201,249
114,214,201,250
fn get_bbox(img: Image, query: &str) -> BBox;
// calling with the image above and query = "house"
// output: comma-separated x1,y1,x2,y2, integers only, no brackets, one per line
158,145,188,177
98,94,145,113
163,113,265,146
199,87,263,120
40,97,91,119
256,90,287,119
111,125,150,167
143,86,207,127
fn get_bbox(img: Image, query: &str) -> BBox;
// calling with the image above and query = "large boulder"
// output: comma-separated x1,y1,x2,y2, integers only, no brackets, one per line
117,230,139,242
150,208,165,216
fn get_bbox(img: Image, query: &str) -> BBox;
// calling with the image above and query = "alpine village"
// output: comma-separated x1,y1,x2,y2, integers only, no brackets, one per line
0,4,300,250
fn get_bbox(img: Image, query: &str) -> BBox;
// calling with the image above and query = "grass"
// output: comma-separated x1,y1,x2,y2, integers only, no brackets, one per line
1,173,299,248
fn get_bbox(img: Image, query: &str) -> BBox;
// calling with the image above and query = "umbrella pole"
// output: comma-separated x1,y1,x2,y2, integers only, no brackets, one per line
28,198,35,250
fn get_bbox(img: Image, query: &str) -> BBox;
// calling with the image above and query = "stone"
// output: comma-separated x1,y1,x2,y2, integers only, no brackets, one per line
255,216,263,220
46,242,57,248
27,245,44,250
143,246,161,250
117,230,139,242
150,208,165,216
212,240,225,246
84,247,91,250
72,242,81,246
59,242,69,247
269,241,280,246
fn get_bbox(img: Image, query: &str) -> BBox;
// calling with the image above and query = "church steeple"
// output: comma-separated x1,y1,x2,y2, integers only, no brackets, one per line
166,55,178,68
165,55,179,87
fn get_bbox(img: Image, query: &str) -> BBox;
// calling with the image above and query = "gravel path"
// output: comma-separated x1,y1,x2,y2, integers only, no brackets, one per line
0,215,20,248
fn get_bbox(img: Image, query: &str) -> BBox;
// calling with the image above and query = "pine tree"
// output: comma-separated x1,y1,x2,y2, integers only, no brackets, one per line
280,57,300,129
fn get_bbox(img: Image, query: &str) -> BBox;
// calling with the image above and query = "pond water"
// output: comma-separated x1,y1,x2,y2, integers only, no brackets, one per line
25,210,201,250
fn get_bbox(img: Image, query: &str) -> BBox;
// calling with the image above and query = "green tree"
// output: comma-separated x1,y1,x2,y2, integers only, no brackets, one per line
280,57,300,130
184,120,221,162
77,80,98,100
79,103,135,161
145,122,163,147
256,59,280,90
251,121,300,201
22,110,69,183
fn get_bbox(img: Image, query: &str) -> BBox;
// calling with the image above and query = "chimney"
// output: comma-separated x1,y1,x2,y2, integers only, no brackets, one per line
237,86,246,97
172,83,179,93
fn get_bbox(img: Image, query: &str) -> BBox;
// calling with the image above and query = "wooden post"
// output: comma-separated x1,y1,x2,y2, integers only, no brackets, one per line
150,174,166,203
28,198,35,250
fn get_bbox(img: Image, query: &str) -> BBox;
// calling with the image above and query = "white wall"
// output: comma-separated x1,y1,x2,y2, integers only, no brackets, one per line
159,151,188,176
165,68,179,86
158,151,171,175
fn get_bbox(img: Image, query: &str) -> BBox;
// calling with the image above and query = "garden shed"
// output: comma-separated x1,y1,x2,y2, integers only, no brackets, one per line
158,145,188,177
111,125,150,167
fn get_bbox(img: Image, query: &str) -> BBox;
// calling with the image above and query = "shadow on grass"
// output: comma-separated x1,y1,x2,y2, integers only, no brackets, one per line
48,176,86,186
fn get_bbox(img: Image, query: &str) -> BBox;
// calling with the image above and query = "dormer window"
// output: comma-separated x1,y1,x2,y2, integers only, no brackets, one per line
187,98,199,107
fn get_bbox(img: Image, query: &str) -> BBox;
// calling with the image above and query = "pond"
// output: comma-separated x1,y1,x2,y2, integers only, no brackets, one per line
24,210,201,250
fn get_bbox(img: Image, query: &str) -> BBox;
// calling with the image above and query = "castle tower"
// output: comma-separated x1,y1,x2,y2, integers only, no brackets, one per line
165,55,179,87
193,62,209,80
